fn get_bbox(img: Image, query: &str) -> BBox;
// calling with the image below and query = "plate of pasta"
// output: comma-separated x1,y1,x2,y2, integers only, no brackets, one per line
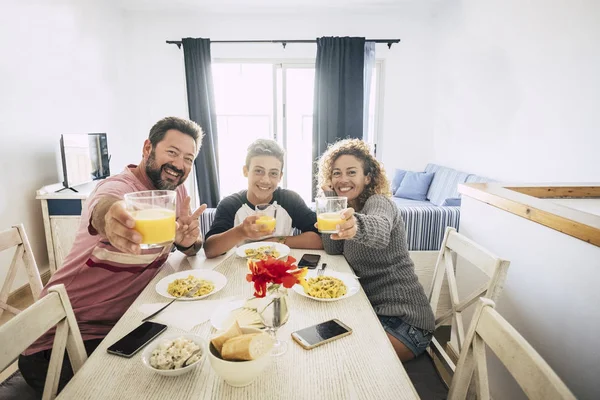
235,242,290,261
292,270,360,302
155,270,227,301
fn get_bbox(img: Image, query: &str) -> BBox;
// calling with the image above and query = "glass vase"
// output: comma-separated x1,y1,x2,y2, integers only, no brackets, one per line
258,284,289,356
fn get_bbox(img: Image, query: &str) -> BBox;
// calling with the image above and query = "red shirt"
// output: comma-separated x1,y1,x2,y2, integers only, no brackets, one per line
25,166,188,355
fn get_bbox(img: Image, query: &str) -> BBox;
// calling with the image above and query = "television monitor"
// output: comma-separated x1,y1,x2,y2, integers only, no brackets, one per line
60,133,110,190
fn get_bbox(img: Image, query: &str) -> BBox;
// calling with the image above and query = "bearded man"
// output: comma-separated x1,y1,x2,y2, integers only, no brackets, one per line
19,117,207,395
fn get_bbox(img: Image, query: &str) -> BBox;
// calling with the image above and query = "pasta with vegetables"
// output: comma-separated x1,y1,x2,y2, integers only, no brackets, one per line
167,275,214,297
305,276,347,299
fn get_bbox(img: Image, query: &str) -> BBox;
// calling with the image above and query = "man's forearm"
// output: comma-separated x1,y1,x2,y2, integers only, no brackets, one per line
91,196,121,236
283,232,323,250
204,226,245,259
175,239,203,257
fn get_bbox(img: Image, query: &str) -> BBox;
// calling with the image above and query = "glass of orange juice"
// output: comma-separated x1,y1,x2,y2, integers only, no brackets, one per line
255,203,277,233
124,190,176,249
316,197,348,234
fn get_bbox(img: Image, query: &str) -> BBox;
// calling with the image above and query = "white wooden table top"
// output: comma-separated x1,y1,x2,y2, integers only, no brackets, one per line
58,249,420,400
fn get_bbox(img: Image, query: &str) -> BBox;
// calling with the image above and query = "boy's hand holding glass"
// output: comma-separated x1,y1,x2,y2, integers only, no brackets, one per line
239,215,271,240
254,204,276,234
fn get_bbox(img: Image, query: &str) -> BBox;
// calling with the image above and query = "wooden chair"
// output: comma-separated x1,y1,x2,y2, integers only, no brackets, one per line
448,298,576,400
0,284,87,400
428,227,510,374
0,224,44,319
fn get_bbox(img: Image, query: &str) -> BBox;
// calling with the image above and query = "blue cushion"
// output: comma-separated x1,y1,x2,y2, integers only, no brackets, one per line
465,174,494,184
394,172,434,201
390,169,407,193
441,197,461,207
424,164,469,206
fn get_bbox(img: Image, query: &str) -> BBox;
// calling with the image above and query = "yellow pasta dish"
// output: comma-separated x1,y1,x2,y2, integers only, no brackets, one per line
304,276,347,299
244,245,280,260
167,275,215,298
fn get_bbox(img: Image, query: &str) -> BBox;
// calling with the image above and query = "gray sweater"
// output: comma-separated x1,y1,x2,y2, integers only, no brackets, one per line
322,195,435,331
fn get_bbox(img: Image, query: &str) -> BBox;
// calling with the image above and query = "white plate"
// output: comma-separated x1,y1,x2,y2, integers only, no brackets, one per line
155,270,227,300
235,242,290,260
292,270,360,302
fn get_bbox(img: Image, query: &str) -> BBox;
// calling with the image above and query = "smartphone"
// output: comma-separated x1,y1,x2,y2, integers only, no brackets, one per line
106,321,167,358
291,319,352,350
298,253,321,269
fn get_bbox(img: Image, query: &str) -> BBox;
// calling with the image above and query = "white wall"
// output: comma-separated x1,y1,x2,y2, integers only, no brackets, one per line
119,5,438,175
550,198,600,217
0,0,123,287
460,196,600,399
430,0,600,182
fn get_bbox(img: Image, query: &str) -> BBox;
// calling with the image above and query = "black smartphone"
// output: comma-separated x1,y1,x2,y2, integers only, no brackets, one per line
298,253,321,269
291,319,352,350
106,321,167,358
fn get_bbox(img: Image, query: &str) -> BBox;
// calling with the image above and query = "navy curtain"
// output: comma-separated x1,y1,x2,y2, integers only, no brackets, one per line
182,38,220,207
312,36,366,198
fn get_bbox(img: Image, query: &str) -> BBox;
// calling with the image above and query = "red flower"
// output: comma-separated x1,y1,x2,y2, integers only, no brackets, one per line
246,256,307,298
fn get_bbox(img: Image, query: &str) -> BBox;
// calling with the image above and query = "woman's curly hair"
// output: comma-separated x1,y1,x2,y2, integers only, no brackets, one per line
317,139,391,211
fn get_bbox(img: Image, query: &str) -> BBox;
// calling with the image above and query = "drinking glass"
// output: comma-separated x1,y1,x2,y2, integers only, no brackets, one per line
315,197,348,234
258,286,289,357
124,190,177,249
255,203,276,233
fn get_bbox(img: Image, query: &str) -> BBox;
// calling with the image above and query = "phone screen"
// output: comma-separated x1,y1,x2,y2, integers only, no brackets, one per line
106,321,167,357
293,319,350,347
298,253,321,269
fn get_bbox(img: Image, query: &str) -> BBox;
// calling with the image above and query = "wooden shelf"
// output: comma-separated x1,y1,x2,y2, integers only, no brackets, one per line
459,183,600,248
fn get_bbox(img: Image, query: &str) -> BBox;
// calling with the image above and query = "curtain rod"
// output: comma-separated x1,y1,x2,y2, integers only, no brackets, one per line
166,39,400,49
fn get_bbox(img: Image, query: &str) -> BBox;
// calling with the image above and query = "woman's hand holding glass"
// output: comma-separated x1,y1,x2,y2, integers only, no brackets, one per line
330,208,356,240
314,207,356,240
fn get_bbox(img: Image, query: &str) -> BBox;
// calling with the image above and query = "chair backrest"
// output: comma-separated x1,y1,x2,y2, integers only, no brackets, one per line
0,284,87,400
0,224,44,318
448,298,576,400
428,227,510,373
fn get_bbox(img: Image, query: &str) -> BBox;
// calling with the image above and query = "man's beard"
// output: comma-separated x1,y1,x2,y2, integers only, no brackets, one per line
146,150,185,190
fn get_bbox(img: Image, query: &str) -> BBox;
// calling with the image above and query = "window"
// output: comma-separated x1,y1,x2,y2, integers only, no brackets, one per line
212,61,381,203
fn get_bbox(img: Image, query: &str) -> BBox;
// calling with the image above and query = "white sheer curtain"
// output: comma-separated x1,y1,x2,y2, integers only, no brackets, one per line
363,42,376,140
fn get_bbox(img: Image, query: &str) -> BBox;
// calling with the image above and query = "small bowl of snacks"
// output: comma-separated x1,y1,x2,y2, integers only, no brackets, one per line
207,322,274,387
141,333,207,377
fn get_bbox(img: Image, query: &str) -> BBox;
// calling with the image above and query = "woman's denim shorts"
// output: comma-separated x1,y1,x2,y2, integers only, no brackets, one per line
378,315,433,357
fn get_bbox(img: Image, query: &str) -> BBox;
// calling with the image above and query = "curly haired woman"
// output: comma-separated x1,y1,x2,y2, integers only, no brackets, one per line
317,138,435,361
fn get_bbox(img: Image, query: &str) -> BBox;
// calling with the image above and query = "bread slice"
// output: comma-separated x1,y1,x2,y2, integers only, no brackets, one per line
221,332,274,361
211,321,243,354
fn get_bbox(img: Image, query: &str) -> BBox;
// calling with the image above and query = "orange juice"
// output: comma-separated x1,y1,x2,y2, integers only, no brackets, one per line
256,215,276,232
317,212,344,233
131,208,176,245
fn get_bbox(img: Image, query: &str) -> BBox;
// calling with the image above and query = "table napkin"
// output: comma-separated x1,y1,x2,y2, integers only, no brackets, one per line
138,296,237,331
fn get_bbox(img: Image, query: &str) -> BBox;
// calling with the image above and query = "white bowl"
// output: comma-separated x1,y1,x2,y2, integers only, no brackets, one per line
207,327,272,387
141,333,207,377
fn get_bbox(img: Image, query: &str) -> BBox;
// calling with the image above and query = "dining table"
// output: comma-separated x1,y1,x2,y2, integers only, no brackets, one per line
57,248,420,399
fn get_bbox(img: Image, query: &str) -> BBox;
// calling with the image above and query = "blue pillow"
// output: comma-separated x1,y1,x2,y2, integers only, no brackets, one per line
442,197,461,207
390,169,407,193
394,171,434,201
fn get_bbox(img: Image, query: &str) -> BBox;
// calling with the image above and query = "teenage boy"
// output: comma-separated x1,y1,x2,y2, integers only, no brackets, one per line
204,139,321,258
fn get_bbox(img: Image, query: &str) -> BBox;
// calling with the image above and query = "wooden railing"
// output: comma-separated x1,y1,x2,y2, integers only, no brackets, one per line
458,183,600,247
